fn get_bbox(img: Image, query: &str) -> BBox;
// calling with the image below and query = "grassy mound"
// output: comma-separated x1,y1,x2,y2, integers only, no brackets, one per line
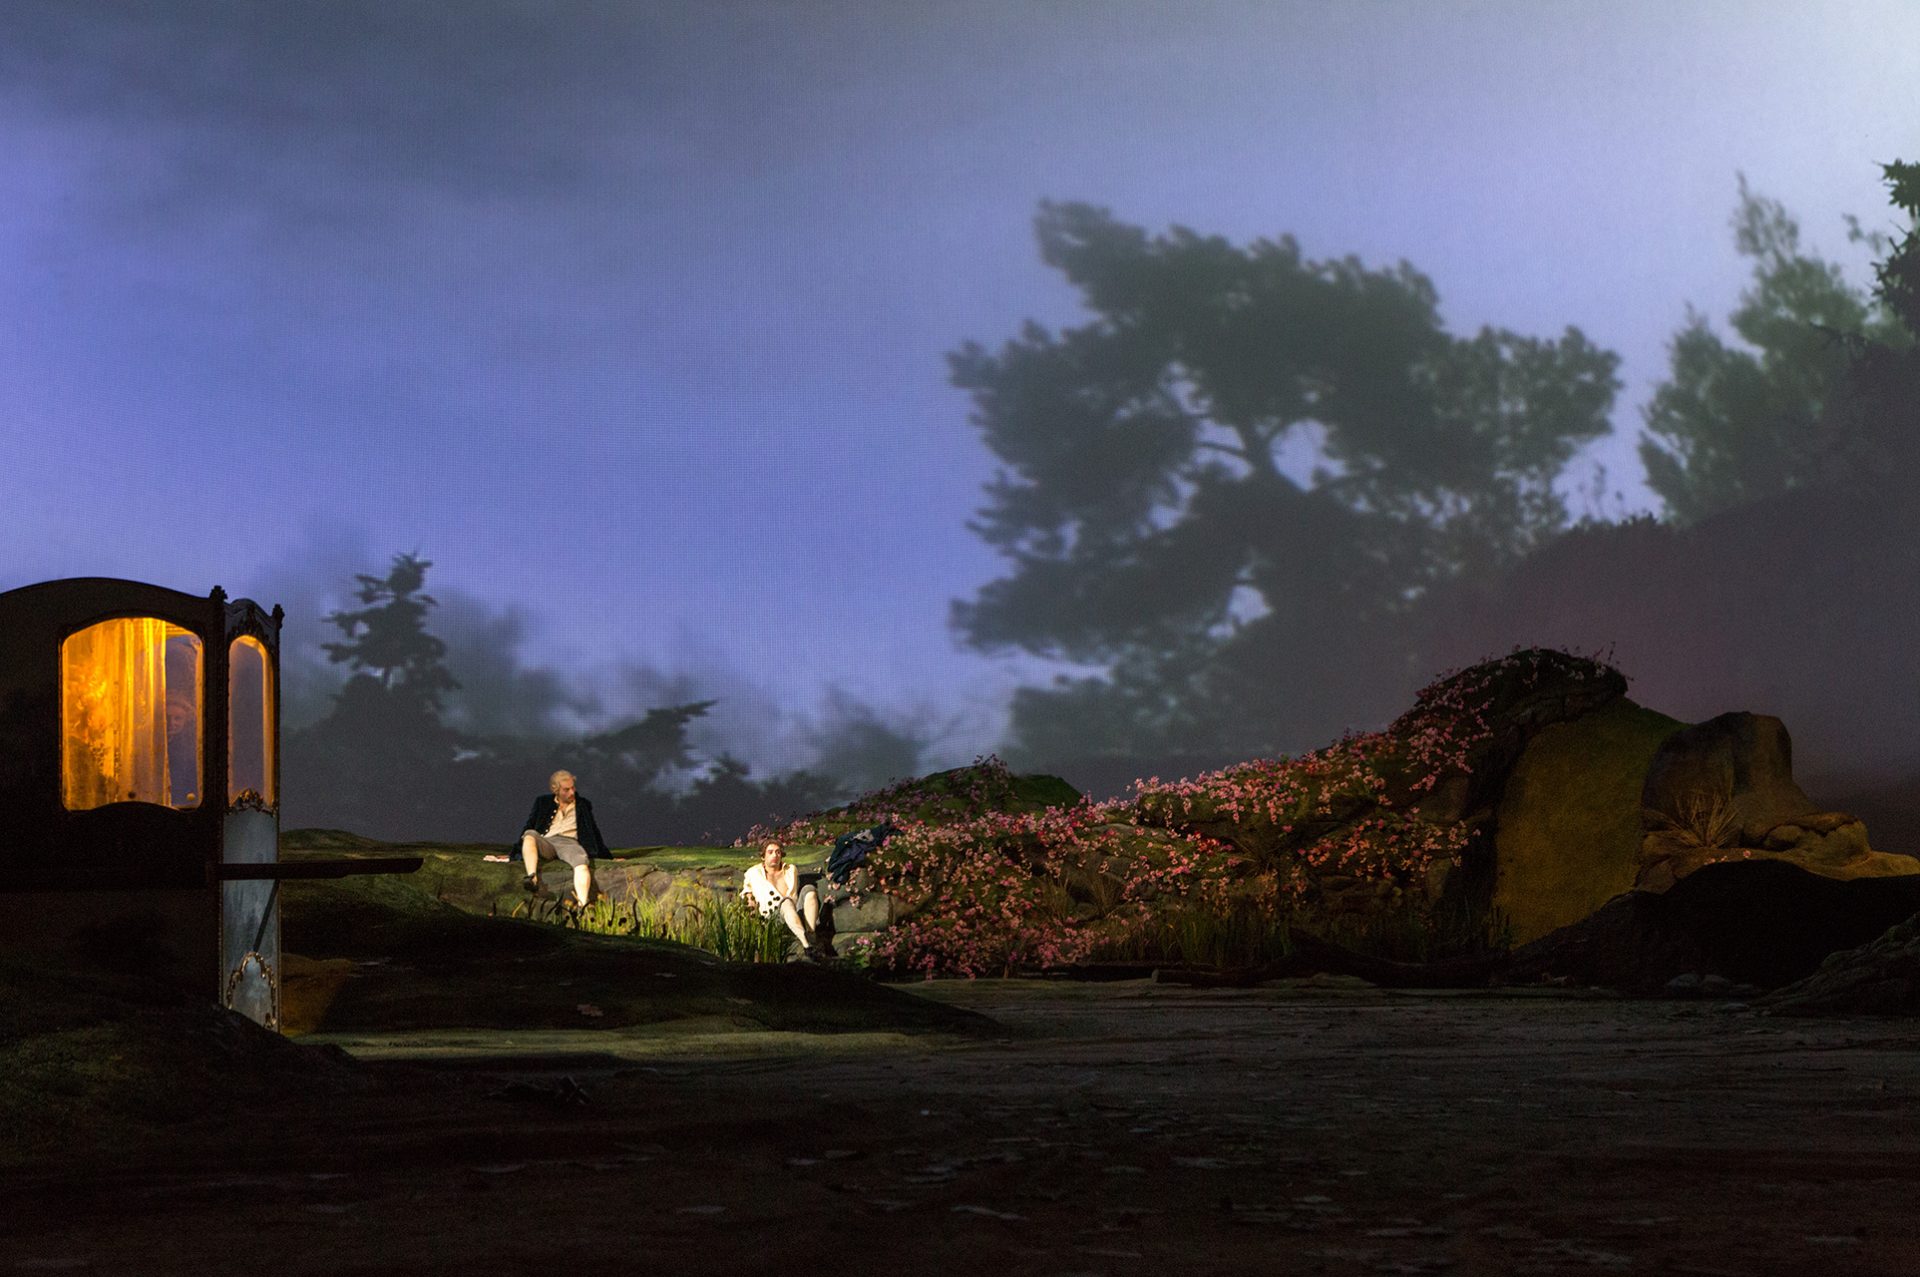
279,652,1675,981
0,955,364,1164
278,871,992,1038
742,758,1082,845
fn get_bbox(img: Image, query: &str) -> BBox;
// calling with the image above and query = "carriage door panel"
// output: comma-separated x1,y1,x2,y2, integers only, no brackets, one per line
221,633,279,1029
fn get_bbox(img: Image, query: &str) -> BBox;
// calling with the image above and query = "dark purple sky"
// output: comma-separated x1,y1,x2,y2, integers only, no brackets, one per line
3,1,1916,773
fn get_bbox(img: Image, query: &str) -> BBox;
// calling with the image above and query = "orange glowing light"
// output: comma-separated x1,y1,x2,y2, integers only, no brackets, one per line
61,617,203,810
228,635,275,808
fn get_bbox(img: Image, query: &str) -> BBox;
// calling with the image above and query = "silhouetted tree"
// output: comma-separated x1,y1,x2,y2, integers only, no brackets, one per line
951,202,1619,761
1414,162,1920,817
1819,161,1920,491
283,553,887,843
320,552,459,716
284,553,462,833
662,754,843,844
1870,161,1920,335
575,702,712,787
1638,177,1906,525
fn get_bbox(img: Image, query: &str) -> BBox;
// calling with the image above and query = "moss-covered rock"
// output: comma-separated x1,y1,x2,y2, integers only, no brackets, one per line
279,837,908,961
1635,712,1920,891
1493,697,1686,943
1129,649,1630,930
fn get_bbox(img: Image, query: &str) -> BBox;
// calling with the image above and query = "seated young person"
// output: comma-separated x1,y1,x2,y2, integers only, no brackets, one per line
740,841,827,959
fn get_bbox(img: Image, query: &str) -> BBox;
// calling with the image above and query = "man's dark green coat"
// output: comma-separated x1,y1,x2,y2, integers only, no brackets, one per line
516,793,612,860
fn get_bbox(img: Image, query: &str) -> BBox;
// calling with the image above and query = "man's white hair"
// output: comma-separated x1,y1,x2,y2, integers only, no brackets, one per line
550,769,576,789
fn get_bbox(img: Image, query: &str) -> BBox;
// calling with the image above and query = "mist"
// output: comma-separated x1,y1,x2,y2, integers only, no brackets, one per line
5,3,1920,842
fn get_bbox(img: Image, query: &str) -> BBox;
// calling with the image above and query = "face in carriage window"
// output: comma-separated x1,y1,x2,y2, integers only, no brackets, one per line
61,618,204,811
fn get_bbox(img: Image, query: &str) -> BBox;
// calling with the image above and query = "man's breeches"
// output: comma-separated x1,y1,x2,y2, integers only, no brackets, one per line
527,833,588,868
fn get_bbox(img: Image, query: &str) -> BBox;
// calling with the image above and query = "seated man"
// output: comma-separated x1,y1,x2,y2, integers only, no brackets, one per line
516,769,611,906
740,841,826,959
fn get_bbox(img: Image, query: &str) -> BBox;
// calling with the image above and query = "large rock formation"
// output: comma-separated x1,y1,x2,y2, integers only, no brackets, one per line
1511,859,1920,993
1491,707,1920,945
1636,712,1920,890
1760,912,1920,1014
287,677,1920,986
1131,648,1634,937
1123,649,1920,953
1490,697,1684,943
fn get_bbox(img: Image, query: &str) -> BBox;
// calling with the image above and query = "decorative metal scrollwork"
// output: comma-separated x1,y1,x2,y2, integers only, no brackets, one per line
223,598,280,651
223,950,280,1031
229,788,276,815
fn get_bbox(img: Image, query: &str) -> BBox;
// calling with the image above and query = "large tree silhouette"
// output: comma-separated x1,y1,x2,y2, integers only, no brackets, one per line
1638,177,1907,525
321,551,459,716
1820,161,1920,491
1416,162,1920,828
951,202,1619,762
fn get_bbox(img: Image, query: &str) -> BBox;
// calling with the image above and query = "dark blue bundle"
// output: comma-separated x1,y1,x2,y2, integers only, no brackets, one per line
826,822,900,885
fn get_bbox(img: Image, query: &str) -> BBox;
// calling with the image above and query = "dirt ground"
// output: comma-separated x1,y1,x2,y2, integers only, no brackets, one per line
6,980,1920,1277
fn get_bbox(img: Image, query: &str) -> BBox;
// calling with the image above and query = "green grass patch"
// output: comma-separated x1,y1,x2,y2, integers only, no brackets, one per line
554,893,796,964
607,844,827,871
283,830,821,873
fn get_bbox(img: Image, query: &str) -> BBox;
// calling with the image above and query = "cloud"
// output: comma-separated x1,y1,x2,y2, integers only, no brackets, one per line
226,516,378,730
798,686,938,794
432,590,605,738
0,1,684,210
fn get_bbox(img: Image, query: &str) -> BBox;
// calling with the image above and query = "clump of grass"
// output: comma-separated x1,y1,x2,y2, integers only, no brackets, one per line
1319,897,1511,965
1096,897,1294,969
1162,898,1293,968
533,892,794,963
1061,865,1127,917
682,897,795,964
1644,785,1740,853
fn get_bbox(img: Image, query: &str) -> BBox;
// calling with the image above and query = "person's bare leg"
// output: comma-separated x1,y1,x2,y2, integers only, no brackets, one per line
802,888,829,953
574,862,593,905
779,900,812,948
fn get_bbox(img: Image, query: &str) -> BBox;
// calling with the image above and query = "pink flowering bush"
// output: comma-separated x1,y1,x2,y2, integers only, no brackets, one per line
1133,648,1622,899
777,650,1625,978
853,798,1253,977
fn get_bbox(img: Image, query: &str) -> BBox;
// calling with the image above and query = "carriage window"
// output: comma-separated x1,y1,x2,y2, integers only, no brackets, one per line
61,618,203,810
228,636,275,808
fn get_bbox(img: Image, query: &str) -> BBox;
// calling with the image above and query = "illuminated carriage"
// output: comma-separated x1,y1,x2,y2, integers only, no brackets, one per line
0,578,412,1030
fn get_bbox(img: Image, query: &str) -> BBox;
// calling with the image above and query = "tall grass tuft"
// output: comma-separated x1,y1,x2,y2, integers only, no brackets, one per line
1644,785,1740,853
1092,890,1510,969
1098,897,1294,969
551,891,794,963
1320,896,1512,965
